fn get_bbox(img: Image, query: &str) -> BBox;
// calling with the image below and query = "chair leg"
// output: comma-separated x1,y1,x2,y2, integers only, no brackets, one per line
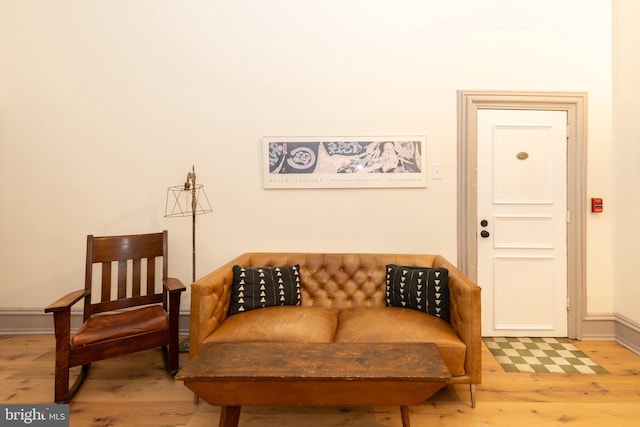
162,343,179,376
167,292,181,375
51,310,71,403
168,342,179,375
55,363,91,404
53,356,70,404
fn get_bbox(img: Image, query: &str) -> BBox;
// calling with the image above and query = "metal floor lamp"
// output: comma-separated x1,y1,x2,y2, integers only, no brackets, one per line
164,166,212,283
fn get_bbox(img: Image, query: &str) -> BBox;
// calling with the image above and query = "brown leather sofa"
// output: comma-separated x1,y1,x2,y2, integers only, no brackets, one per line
189,252,482,406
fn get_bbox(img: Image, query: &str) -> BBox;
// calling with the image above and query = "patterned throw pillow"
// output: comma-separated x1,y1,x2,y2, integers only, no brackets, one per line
385,264,450,322
229,265,301,315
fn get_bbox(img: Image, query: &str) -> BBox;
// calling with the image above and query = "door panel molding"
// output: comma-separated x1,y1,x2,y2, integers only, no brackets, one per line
493,255,556,332
493,215,554,249
457,90,587,339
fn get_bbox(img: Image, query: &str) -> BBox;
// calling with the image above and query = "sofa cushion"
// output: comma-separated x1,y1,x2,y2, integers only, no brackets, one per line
204,306,339,343
334,307,466,376
386,264,450,322
229,265,301,315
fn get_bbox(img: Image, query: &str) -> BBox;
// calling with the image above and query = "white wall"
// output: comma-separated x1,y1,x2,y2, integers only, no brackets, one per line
613,0,640,326
0,0,615,315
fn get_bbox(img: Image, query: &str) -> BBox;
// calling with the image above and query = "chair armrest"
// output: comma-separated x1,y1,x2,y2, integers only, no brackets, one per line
44,289,89,313
163,277,187,294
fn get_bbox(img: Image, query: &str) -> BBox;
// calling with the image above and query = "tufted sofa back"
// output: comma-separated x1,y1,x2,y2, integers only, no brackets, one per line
246,253,437,309
192,253,440,337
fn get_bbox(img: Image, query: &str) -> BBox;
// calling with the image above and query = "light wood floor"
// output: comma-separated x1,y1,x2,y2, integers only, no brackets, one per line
1,335,639,426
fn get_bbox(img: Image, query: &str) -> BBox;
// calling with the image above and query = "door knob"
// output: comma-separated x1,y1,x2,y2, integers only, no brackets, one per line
480,230,490,238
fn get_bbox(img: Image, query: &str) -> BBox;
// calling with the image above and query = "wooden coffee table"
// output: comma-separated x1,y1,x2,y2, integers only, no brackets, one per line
177,341,451,427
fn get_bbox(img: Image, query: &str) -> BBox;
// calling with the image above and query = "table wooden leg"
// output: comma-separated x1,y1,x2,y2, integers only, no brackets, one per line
400,406,410,427
219,406,241,427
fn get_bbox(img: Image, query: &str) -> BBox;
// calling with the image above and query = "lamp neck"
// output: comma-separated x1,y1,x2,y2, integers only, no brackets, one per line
185,166,197,212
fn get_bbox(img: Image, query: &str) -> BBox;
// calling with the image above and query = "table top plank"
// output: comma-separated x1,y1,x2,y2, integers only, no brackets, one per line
177,342,451,382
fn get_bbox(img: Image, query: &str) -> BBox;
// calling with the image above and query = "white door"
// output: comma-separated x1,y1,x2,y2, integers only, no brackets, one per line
477,109,568,337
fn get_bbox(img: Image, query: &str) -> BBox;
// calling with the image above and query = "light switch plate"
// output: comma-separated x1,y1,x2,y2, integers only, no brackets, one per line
431,162,443,179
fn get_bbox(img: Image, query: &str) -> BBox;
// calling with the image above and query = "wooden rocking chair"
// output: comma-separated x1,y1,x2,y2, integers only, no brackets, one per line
45,231,186,403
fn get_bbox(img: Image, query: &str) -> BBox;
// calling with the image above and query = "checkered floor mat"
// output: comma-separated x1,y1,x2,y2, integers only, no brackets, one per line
483,337,608,374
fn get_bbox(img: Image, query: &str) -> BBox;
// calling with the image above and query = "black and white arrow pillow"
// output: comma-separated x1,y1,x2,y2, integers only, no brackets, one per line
229,265,301,315
385,264,450,322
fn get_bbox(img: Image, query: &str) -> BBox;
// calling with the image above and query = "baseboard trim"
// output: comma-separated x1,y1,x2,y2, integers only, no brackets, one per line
0,308,190,336
614,313,640,355
581,313,617,340
581,312,640,355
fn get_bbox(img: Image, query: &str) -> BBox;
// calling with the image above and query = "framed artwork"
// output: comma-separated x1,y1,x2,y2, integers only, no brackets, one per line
262,136,427,189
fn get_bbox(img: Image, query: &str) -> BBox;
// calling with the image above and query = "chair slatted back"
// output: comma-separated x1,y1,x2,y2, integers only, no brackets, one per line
84,231,168,320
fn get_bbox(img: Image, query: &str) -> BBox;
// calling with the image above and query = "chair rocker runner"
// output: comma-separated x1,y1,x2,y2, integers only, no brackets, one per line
45,231,186,403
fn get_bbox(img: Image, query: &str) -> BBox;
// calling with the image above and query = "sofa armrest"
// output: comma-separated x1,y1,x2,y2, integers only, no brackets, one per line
189,253,252,358
433,255,482,384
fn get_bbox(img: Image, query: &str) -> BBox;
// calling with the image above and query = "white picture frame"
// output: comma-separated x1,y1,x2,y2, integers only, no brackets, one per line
262,136,427,189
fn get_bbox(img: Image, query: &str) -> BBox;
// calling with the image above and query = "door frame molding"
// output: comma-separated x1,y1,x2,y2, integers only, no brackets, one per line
457,90,587,339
